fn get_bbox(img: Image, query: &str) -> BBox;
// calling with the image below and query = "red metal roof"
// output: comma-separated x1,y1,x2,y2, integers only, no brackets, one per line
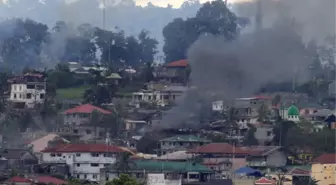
7,176,31,183
255,177,273,184
166,59,188,67
63,104,112,114
188,143,248,154
312,153,336,164
288,168,310,175
41,143,126,153
35,176,68,185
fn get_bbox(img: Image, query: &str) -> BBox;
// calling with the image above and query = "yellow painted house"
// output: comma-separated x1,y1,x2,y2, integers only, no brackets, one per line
311,153,336,185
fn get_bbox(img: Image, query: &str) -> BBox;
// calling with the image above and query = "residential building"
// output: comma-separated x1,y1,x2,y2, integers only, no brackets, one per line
6,175,68,185
188,143,249,178
311,153,336,185
154,59,189,84
100,159,213,185
68,62,82,72
28,133,69,154
234,96,272,124
105,73,122,85
62,104,112,125
254,124,274,145
212,100,224,112
157,135,211,156
8,73,46,108
40,143,130,182
240,146,286,170
156,150,196,161
132,85,187,107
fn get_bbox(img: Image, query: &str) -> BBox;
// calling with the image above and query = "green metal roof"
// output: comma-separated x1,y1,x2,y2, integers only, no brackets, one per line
160,135,210,142
287,105,299,116
286,165,311,171
133,160,213,173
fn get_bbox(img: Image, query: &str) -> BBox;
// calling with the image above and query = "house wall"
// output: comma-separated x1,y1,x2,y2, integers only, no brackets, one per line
132,91,181,106
212,101,224,112
42,152,118,182
63,113,89,125
9,83,46,107
254,126,274,145
311,163,336,185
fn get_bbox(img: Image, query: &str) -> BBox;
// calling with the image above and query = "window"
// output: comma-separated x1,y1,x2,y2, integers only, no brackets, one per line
26,93,32,99
267,131,272,136
40,94,45,99
84,174,87,179
76,174,80,179
56,153,62,157
14,85,17,90
73,129,79,134
19,94,21,98
77,164,80,167
76,153,81,157
19,86,22,90
14,94,17,99
91,163,99,167
104,164,109,167
86,129,92,134
104,153,113,157
91,153,99,157
50,153,56,157
93,175,97,179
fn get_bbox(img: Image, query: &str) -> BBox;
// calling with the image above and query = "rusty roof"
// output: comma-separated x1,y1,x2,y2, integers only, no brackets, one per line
188,143,248,154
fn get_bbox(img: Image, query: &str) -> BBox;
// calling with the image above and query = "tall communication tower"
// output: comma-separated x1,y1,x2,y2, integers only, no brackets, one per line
102,0,106,29
255,0,262,31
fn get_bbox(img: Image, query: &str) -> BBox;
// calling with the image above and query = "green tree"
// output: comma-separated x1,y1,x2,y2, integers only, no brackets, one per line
163,0,237,62
244,125,259,146
294,177,319,185
105,174,141,185
114,153,135,174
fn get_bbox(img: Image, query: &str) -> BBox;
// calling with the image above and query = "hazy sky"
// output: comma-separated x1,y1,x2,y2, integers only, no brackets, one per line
136,0,251,7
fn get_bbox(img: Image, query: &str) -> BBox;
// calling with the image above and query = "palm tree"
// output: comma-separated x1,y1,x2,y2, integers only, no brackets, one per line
294,177,319,185
114,152,135,174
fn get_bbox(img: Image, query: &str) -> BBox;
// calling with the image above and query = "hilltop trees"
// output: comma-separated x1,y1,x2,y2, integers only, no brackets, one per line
163,0,237,62
0,19,158,71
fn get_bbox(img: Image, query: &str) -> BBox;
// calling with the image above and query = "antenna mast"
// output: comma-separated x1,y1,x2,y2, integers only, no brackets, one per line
255,0,262,31
102,0,106,29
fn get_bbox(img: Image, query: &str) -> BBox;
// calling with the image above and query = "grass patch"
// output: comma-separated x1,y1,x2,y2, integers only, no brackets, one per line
56,86,89,100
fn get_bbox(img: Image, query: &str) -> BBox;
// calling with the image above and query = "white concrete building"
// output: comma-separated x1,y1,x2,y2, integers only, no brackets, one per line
132,86,187,107
41,143,129,182
212,100,224,112
8,73,46,108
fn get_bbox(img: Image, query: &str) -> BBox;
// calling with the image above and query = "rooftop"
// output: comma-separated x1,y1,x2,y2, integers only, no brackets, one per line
160,135,210,143
7,176,67,185
188,143,248,155
166,59,188,67
41,143,127,153
287,105,299,116
312,153,336,164
106,73,122,79
131,160,212,173
63,104,112,114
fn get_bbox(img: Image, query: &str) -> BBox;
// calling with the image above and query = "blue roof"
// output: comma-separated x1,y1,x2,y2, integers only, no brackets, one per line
234,167,261,176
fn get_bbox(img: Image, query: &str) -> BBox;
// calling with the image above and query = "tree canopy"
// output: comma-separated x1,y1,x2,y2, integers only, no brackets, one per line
0,19,158,72
162,0,238,62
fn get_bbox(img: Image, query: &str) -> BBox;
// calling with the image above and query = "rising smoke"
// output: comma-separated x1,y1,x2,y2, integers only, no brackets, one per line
152,0,335,130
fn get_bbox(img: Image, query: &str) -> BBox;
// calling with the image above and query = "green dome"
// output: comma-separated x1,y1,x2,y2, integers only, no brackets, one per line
287,105,299,116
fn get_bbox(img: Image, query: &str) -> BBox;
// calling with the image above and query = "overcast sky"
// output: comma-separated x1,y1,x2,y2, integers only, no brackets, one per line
136,0,251,7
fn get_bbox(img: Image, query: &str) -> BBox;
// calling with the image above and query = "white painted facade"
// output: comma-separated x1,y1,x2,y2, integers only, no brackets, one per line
212,100,224,112
9,83,46,108
42,152,117,182
132,91,178,106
